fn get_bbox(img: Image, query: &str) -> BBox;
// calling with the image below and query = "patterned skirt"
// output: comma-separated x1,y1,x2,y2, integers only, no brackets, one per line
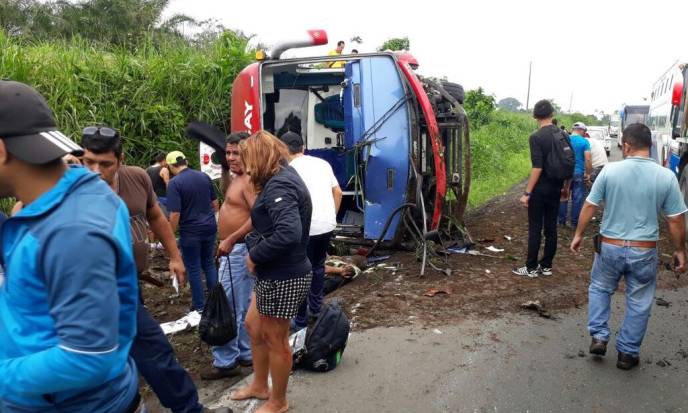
255,274,312,319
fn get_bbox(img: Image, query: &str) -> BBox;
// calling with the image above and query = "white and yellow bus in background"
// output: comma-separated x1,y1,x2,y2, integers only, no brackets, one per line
648,60,685,171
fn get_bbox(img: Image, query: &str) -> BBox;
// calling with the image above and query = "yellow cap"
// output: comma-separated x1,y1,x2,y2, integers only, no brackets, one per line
166,150,186,165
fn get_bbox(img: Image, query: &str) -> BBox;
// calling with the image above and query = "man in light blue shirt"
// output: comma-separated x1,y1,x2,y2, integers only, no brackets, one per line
571,123,687,371
558,122,591,227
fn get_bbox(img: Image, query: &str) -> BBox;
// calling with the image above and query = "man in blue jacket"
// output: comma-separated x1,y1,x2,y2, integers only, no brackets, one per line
0,80,141,412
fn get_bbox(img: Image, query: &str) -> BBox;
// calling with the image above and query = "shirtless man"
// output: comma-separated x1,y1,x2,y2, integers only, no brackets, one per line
201,132,257,380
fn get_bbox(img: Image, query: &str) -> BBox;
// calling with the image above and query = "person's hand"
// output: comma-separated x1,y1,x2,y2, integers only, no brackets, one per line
216,235,236,257
560,188,570,201
169,257,186,285
570,234,583,253
673,250,686,273
519,194,529,207
246,254,256,274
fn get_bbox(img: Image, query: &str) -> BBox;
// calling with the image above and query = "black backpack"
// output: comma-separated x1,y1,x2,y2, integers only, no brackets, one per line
544,129,575,181
294,301,350,372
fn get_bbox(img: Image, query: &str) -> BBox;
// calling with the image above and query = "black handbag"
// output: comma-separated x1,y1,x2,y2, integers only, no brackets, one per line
198,259,237,346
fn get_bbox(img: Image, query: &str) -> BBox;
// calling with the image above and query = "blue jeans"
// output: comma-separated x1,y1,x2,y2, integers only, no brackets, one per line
558,174,584,226
130,302,203,413
212,244,254,368
179,233,218,311
588,243,658,356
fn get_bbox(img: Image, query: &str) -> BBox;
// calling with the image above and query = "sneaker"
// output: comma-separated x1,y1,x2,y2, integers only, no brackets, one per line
589,338,607,356
200,365,242,380
616,351,639,370
512,266,539,278
539,266,553,276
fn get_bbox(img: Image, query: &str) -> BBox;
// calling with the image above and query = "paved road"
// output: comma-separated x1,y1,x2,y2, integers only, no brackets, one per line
608,137,623,162
211,288,688,413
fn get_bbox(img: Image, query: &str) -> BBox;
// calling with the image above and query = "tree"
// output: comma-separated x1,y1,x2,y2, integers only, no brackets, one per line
378,36,409,51
464,88,496,129
497,97,523,112
547,99,562,114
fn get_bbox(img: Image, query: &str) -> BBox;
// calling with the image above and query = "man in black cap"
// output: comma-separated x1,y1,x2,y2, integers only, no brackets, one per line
279,132,342,330
0,80,141,412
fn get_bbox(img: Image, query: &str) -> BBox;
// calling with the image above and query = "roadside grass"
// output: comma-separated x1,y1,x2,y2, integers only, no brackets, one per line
468,111,535,208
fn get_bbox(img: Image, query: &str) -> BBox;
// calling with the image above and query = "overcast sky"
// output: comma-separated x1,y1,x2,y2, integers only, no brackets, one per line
164,0,687,115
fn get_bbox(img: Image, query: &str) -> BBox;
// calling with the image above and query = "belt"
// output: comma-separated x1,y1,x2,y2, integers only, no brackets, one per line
601,236,656,248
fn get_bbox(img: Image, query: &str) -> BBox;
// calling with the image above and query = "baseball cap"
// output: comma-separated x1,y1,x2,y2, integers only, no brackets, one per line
0,80,83,164
279,131,304,152
572,122,587,131
166,150,186,165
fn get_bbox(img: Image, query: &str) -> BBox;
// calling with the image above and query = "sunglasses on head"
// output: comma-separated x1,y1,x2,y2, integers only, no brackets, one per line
83,126,118,139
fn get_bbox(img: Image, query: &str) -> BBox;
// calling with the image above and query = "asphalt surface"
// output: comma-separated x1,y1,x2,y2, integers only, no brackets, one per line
207,145,688,413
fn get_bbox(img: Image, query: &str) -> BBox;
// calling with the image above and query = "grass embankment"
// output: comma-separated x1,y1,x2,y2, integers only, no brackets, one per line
468,111,601,208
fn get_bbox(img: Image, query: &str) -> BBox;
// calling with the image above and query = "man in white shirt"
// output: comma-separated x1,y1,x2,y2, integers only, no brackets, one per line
585,133,609,184
279,132,343,330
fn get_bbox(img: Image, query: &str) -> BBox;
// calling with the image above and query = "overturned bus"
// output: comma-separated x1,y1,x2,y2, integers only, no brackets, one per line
197,30,471,249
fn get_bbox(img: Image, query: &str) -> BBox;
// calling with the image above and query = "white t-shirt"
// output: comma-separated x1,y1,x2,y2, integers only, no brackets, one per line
588,138,608,169
290,155,340,236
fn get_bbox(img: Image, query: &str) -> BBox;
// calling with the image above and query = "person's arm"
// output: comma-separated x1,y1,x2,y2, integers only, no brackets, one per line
333,185,343,213
666,214,687,272
571,169,606,252
248,184,303,265
169,212,180,233
10,201,22,216
160,167,170,186
217,182,257,256
0,228,135,396
166,180,181,233
662,178,688,272
208,174,219,212
521,134,543,207
147,203,186,284
584,151,592,177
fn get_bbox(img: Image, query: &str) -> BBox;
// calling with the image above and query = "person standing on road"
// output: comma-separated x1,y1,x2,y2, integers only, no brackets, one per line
167,151,219,312
230,131,312,413
571,123,687,370
558,122,592,227
279,132,342,331
82,130,230,413
0,80,140,412
584,130,608,185
513,100,569,278
202,132,257,381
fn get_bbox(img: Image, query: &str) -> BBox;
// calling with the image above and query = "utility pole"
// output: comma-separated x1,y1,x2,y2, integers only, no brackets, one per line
525,61,532,110
568,92,573,113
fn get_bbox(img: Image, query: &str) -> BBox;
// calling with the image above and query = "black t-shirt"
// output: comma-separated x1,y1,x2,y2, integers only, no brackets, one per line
529,124,565,194
146,165,167,198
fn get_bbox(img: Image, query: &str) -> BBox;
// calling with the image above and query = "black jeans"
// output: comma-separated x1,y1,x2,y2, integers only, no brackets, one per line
130,302,203,413
294,231,333,328
527,189,560,270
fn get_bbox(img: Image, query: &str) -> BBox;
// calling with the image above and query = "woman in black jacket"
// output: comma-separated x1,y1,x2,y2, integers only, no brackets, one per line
231,130,312,413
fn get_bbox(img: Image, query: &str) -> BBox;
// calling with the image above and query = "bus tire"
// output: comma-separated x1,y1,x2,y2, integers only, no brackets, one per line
440,81,464,105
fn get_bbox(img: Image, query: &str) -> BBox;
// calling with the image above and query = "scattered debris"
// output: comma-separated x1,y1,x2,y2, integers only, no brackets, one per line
424,287,454,297
485,246,505,253
504,235,513,242
564,353,576,359
656,298,671,307
432,328,443,335
656,358,671,367
160,310,201,335
485,269,491,274
477,238,495,243
577,350,585,358
677,349,688,359
520,300,554,319
366,255,390,265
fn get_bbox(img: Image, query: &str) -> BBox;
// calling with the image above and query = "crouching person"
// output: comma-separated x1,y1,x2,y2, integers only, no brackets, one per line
231,131,313,413
0,81,141,412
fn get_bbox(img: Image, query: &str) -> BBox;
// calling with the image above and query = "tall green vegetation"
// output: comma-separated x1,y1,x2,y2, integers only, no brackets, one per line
0,30,254,167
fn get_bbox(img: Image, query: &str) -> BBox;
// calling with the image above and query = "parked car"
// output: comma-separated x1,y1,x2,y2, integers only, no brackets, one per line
587,126,612,157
